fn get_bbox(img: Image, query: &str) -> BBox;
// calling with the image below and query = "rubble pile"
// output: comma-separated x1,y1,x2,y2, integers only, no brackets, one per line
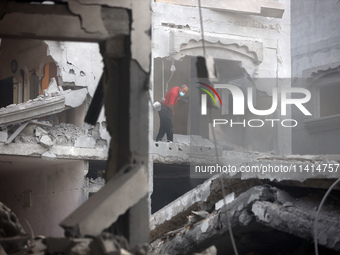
0,201,218,255
0,80,64,113
150,179,340,255
2,122,107,149
0,202,29,254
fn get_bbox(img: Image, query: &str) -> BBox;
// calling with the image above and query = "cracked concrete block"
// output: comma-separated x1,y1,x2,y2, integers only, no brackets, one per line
273,188,294,205
0,131,8,142
60,165,148,237
46,78,59,94
68,238,92,255
75,136,96,148
41,150,56,160
238,210,254,226
35,126,48,137
39,135,54,148
252,200,340,251
65,88,88,108
215,192,235,210
90,233,129,255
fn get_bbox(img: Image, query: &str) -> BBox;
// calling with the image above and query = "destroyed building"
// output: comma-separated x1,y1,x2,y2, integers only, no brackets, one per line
0,0,151,248
149,0,340,254
150,0,290,212
0,39,108,236
0,0,340,255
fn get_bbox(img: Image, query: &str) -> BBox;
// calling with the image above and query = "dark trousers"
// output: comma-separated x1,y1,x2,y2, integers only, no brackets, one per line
156,104,173,142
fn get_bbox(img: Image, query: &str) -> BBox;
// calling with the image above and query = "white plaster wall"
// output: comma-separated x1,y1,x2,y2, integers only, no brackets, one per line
291,0,340,155
0,159,85,237
152,1,291,85
291,0,340,77
46,41,103,97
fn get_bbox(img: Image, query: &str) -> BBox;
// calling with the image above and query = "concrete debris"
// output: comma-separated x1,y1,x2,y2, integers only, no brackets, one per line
150,134,223,164
7,123,107,150
272,187,295,205
215,193,235,210
45,78,60,94
41,150,57,160
35,127,48,137
192,246,217,255
27,234,162,255
0,85,87,128
0,132,7,143
150,176,264,242
151,183,340,254
185,211,209,228
90,232,130,255
0,203,25,238
0,202,28,254
151,186,274,254
65,88,88,108
69,238,92,255
84,177,105,199
60,165,148,238
5,121,30,144
39,135,55,148
75,137,96,148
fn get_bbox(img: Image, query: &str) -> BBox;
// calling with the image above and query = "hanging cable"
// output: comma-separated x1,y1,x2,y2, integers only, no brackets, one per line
314,177,340,255
162,59,165,99
197,0,206,57
197,1,239,254
165,59,176,93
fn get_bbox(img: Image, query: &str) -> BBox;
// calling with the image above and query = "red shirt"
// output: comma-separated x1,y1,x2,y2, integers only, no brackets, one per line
163,87,179,108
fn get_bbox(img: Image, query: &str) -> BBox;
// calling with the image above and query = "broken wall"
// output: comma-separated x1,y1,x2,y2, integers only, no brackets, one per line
151,0,291,153
0,157,85,237
0,39,106,127
45,41,103,98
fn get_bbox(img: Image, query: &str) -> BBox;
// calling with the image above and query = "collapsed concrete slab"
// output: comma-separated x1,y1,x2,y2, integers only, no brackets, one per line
0,143,107,160
252,200,340,251
150,176,265,242
60,165,148,237
0,122,108,160
150,135,223,164
0,88,87,128
151,135,340,181
151,184,340,254
151,186,275,254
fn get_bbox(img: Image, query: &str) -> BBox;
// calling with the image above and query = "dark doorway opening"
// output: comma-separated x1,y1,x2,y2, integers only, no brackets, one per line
0,77,13,108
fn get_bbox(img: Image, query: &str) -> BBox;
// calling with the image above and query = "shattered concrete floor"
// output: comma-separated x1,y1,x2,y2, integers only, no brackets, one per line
150,176,340,255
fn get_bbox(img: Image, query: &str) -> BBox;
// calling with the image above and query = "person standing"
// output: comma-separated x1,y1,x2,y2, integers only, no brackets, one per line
156,84,189,142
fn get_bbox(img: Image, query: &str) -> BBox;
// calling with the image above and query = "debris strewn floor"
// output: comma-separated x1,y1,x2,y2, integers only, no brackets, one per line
150,178,340,255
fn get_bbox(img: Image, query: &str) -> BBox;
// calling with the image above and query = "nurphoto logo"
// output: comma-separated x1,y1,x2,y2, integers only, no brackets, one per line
197,82,312,128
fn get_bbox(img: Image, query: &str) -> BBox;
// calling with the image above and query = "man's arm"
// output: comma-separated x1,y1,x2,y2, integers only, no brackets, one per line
168,104,174,115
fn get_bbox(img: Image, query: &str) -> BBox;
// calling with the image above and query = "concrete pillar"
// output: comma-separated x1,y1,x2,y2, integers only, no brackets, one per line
100,33,150,245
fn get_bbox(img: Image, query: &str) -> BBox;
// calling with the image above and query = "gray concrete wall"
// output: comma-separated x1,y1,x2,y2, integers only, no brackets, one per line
291,0,340,154
0,158,85,237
